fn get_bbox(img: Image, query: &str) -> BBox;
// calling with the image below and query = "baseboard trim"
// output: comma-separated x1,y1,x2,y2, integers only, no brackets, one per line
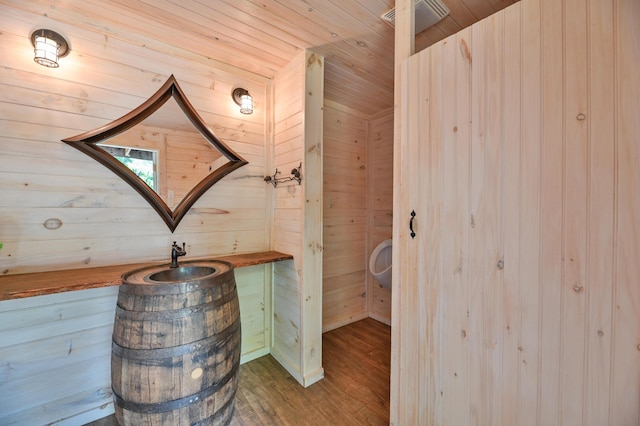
270,347,304,385
368,312,391,326
322,311,369,333
240,347,270,365
302,366,325,387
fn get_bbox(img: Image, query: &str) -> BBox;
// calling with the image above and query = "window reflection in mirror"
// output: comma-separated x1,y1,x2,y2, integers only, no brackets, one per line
100,145,158,191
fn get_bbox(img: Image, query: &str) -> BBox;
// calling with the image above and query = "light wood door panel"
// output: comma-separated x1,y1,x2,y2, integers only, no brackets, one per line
392,0,640,423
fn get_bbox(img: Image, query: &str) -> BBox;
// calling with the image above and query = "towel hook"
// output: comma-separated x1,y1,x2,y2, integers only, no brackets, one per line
264,163,302,188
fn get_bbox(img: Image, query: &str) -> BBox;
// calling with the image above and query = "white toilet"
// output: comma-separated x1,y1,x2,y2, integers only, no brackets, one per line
369,239,392,289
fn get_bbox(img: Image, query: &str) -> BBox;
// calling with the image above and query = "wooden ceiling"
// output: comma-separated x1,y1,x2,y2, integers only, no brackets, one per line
204,0,521,115
8,0,519,116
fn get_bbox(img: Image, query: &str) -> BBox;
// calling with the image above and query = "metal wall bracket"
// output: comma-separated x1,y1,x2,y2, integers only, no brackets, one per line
264,163,302,188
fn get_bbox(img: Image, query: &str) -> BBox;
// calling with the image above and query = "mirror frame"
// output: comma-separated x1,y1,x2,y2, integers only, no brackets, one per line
62,75,248,232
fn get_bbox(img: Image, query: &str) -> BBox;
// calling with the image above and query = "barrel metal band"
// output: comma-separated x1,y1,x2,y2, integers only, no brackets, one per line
112,359,240,414
112,319,240,361
191,391,237,426
115,287,238,321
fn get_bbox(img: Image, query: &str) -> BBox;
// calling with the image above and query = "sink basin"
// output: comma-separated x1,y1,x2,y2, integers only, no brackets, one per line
148,265,216,282
121,260,233,287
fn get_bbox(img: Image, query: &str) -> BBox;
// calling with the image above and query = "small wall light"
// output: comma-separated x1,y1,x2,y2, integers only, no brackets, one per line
30,29,69,68
232,88,253,114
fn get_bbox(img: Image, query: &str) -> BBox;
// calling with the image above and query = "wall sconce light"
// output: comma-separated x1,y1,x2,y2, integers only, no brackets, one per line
232,88,253,114
30,29,69,68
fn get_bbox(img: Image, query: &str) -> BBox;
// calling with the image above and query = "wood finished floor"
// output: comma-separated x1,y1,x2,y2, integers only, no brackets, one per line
87,318,391,425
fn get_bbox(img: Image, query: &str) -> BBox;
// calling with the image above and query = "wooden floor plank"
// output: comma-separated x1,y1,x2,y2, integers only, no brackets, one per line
87,318,390,425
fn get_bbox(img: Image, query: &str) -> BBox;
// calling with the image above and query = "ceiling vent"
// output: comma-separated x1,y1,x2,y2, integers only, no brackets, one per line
381,0,450,34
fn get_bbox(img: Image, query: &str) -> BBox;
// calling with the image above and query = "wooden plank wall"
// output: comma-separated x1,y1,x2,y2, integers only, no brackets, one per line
0,3,274,424
392,0,640,424
367,108,394,325
271,50,324,387
0,266,271,425
0,287,117,425
322,102,393,330
0,4,270,273
322,101,369,331
271,53,305,381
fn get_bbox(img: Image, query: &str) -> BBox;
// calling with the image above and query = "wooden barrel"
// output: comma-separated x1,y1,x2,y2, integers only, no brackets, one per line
111,260,241,426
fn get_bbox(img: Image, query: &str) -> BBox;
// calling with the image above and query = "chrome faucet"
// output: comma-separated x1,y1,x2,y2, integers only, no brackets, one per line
170,241,186,268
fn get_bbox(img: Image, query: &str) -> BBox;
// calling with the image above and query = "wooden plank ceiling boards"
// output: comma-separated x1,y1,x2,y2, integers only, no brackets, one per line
7,0,519,116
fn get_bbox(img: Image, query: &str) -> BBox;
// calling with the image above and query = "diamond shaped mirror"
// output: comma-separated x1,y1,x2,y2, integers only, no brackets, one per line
63,75,248,232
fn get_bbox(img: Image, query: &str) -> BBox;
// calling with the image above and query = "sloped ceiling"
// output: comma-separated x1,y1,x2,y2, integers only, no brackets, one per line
8,0,520,116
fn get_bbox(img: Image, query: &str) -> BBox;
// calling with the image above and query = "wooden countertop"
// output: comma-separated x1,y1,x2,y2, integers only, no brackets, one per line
0,251,293,301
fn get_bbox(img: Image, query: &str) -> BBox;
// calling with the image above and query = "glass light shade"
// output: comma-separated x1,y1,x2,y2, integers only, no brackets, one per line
33,35,60,68
240,94,253,114
30,29,69,68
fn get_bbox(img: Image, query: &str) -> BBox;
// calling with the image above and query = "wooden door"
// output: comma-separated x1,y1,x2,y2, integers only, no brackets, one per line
391,0,640,424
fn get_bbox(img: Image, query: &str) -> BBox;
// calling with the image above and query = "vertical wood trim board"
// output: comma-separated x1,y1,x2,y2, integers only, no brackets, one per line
271,50,324,387
611,0,640,423
301,52,324,385
392,0,640,423
391,0,415,423
272,52,305,382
